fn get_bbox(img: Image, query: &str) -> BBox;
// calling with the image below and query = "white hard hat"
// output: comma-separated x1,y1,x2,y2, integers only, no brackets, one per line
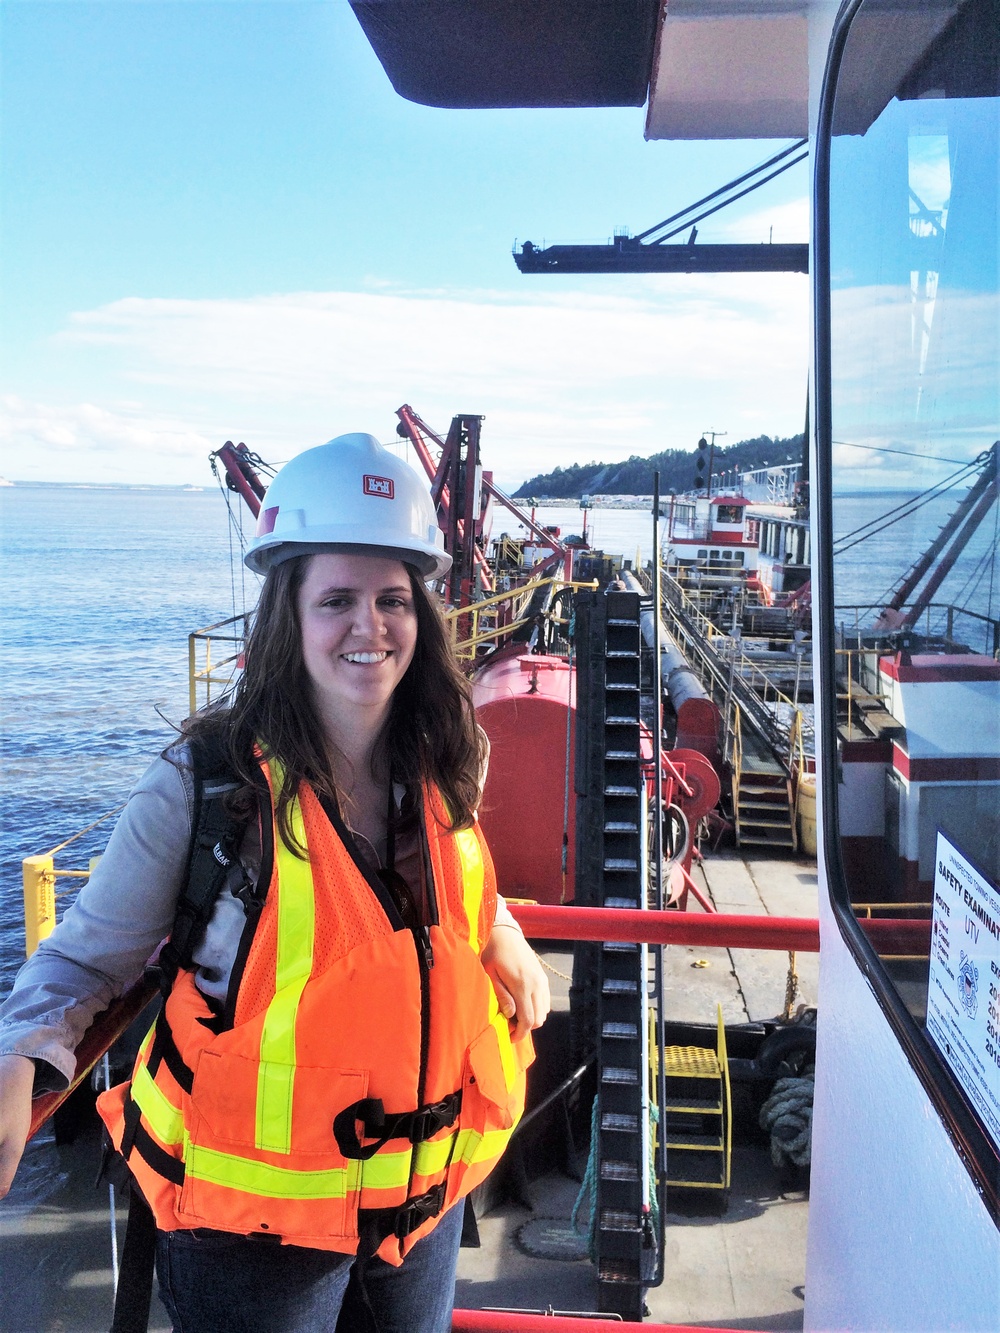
244,433,452,579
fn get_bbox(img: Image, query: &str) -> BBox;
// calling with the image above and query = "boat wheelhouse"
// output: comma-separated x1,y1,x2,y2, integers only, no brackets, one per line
664,493,759,572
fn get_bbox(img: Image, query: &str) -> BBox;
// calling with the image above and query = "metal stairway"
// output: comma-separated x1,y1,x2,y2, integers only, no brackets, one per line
660,1005,732,1200
573,589,654,1320
732,723,797,851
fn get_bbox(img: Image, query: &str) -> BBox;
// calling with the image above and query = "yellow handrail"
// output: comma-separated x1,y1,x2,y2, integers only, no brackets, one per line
22,808,123,957
189,612,250,713
443,577,598,661
833,647,889,729
731,704,743,841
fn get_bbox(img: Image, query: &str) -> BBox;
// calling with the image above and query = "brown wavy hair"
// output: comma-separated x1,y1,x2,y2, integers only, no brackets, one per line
180,555,485,853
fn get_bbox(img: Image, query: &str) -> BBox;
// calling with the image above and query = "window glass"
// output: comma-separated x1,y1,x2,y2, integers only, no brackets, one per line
827,0,1000,1153
715,504,744,524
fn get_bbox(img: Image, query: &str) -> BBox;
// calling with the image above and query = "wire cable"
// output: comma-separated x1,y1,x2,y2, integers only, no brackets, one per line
833,438,968,465
834,462,980,556
634,139,807,243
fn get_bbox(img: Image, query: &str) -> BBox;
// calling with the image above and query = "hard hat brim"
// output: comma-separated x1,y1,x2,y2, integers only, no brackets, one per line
245,539,452,581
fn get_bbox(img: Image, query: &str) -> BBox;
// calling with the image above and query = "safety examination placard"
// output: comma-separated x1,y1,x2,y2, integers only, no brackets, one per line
926,830,1000,1150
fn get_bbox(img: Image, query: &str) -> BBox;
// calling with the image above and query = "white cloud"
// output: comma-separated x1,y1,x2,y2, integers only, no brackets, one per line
0,395,218,483
6,279,810,488
716,197,810,245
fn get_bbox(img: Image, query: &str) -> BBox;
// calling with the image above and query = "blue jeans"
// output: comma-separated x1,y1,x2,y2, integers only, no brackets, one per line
154,1202,464,1333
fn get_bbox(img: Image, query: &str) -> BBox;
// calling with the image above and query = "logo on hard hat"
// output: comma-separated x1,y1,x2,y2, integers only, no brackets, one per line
364,475,395,499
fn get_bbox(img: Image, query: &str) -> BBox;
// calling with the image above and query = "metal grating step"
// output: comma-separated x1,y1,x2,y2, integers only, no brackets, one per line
602,1066,639,1085
597,1262,642,1285
663,1046,722,1078
602,1021,639,1039
603,898,639,911
600,1209,642,1233
604,784,639,797
602,979,639,996
606,716,640,727
601,1111,640,1133
604,858,639,873
600,1160,640,1182
604,821,639,834
665,1132,725,1151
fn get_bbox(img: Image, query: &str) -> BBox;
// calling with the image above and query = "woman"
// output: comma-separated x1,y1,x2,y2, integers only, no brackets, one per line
0,433,550,1332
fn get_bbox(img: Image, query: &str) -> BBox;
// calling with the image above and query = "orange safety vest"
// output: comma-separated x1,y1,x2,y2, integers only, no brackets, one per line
98,760,533,1264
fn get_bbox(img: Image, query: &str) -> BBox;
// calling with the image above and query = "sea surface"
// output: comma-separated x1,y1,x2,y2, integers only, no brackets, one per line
1,482,997,989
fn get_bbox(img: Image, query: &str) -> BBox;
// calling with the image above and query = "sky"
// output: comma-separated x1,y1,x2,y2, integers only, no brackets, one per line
0,0,811,492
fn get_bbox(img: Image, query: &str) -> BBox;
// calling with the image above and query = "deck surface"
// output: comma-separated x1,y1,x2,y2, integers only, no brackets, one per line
457,850,816,1330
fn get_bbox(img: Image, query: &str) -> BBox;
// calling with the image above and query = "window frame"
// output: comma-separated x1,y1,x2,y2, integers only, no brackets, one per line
813,0,1000,1222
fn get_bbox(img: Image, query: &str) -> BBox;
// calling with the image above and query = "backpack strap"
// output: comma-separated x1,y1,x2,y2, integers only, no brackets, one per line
156,732,250,992
110,1186,158,1333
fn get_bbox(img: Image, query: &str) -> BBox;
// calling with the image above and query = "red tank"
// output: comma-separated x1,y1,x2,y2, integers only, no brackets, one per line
473,654,576,906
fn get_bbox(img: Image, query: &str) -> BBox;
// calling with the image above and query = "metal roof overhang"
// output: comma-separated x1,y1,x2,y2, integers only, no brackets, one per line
348,0,658,108
645,1,810,140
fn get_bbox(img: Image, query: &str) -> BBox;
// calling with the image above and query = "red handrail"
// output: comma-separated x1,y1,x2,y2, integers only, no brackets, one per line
453,1313,750,1332
28,972,159,1140
510,903,820,952
31,903,929,1143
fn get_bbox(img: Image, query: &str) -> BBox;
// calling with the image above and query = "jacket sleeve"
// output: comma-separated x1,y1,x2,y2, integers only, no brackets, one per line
0,752,194,1092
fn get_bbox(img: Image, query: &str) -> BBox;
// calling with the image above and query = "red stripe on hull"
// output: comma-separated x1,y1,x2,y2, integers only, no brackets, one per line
892,746,1000,781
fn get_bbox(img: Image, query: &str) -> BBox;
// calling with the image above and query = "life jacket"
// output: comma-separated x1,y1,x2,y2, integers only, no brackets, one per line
97,757,533,1265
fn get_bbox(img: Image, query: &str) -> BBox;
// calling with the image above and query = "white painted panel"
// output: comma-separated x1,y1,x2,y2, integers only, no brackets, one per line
807,885,1000,1329
889,681,1000,759
646,14,808,140
838,759,886,837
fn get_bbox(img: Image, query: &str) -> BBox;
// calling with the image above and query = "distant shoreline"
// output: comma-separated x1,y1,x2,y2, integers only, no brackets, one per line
1,480,206,492
2,480,927,500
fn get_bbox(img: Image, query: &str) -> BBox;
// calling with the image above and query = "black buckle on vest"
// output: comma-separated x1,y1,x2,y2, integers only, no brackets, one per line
393,1183,446,1239
333,1092,462,1161
407,1094,462,1145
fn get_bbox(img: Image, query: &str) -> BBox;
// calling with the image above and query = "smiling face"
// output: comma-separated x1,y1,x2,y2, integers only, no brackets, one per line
296,553,418,737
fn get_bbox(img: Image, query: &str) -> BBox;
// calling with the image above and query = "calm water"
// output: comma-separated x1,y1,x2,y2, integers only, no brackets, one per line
1,483,997,987
0,483,252,987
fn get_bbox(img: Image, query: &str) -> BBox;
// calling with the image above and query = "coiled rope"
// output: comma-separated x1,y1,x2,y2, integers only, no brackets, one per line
759,1069,814,1169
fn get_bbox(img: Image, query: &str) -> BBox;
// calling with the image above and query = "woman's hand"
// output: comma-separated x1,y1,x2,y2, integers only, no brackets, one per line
0,1054,36,1199
481,926,551,1044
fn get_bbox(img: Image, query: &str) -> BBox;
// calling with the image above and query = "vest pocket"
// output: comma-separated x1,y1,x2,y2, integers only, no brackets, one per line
178,1047,368,1243
465,1022,519,1130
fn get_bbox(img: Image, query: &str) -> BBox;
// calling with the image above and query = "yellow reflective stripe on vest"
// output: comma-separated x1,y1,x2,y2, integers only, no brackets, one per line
414,1126,511,1175
132,1057,185,1147
182,1127,507,1204
256,779,315,1154
186,1139,359,1201
360,1122,510,1191
453,827,485,948
491,1012,518,1090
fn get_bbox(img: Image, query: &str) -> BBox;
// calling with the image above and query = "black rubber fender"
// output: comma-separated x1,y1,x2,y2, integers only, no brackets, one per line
755,1021,817,1077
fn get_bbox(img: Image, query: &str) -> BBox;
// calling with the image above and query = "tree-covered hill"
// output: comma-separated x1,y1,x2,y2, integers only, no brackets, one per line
512,433,805,499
